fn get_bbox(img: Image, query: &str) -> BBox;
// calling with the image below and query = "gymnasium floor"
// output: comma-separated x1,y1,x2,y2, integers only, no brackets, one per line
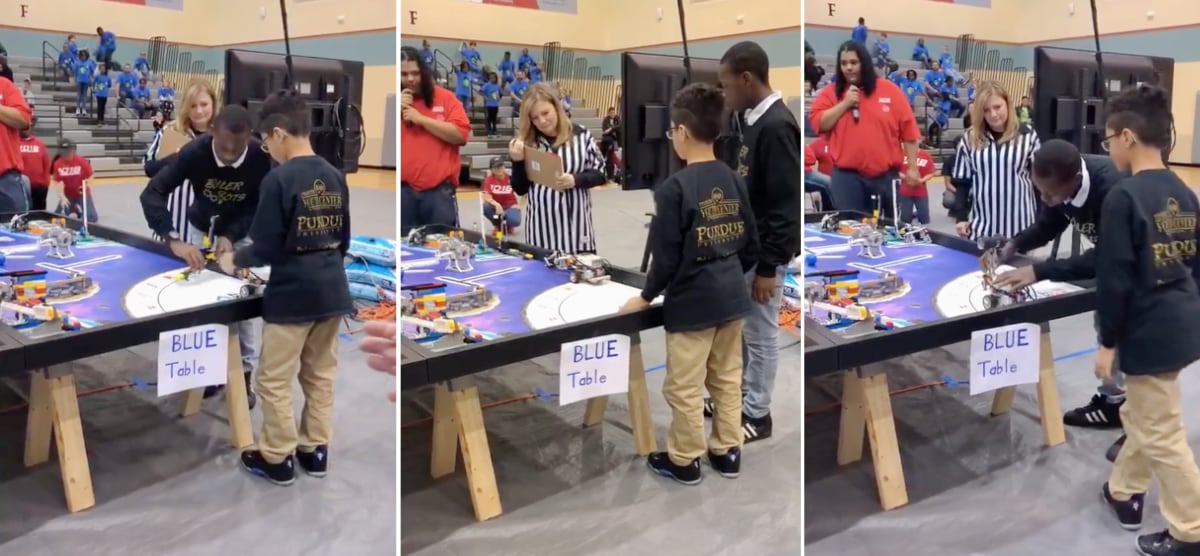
0,171,397,556
403,166,1200,555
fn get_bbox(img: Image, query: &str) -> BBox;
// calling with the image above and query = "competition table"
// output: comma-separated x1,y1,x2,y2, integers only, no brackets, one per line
801,211,1096,510
0,212,262,512
400,225,663,521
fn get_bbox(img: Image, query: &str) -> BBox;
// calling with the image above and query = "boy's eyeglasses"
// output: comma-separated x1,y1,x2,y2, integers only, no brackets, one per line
665,125,684,139
1100,132,1121,152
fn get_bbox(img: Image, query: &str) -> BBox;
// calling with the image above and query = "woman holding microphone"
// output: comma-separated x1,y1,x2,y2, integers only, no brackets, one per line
808,40,922,216
507,83,606,254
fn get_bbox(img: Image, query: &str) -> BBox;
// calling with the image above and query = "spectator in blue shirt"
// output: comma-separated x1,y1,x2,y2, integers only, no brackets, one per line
965,76,976,102
873,32,894,69
510,70,529,104
117,64,138,107
64,34,78,59
528,62,542,83
92,71,112,124
157,82,175,118
95,26,117,72
939,81,964,117
498,52,516,85
900,69,924,106
517,48,535,72
453,62,472,110
73,50,96,116
938,45,964,84
912,38,932,69
460,41,482,72
923,61,947,94
851,17,867,44
57,45,74,81
133,52,149,75
419,40,435,67
481,73,501,137
132,78,152,118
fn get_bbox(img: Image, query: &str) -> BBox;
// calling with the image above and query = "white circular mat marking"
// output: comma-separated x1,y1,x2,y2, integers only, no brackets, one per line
524,281,653,330
124,268,261,318
934,266,1078,319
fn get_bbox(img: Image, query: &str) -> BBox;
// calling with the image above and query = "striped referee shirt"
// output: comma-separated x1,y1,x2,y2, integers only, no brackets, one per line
143,125,197,243
510,124,606,254
952,124,1041,241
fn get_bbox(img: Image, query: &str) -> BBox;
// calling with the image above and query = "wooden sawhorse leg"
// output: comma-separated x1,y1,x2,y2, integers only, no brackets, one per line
429,378,502,522
178,329,255,449
24,366,95,513
836,367,908,510
581,332,657,456
986,328,1066,447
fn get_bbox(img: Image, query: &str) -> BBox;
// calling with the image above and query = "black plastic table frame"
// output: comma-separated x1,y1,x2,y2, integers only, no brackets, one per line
400,337,431,388
401,225,664,389
0,212,263,377
802,211,1097,376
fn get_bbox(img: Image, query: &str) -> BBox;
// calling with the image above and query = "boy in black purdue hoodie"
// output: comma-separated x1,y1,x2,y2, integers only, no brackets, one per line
621,82,758,485
1089,85,1200,556
993,141,1130,450
218,90,354,486
140,105,272,408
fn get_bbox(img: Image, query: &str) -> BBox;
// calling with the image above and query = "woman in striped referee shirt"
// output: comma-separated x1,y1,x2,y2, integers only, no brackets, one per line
951,81,1041,241
143,78,218,243
507,83,606,254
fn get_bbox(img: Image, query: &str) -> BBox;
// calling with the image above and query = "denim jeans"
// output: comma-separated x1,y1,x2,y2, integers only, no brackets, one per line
482,204,520,228
0,171,30,213
188,224,262,376
897,195,931,225
742,266,786,419
76,82,90,112
63,195,99,223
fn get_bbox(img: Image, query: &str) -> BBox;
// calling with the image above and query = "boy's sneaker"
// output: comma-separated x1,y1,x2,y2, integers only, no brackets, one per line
296,445,329,477
1063,394,1123,429
202,372,257,409
1136,530,1200,556
702,392,746,418
707,447,741,478
646,452,701,485
1106,434,1127,463
240,450,295,486
742,413,773,443
1101,482,1144,530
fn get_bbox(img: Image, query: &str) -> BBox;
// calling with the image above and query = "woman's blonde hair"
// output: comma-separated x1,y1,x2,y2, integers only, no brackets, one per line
966,80,1019,149
518,82,573,149
170,78,220,135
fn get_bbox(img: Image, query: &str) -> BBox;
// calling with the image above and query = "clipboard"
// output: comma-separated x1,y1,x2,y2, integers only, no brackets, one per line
157,128,192,156
524,147,564,185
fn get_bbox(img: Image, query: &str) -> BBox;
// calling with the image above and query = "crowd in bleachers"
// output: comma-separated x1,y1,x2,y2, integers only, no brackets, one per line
52,30,176,124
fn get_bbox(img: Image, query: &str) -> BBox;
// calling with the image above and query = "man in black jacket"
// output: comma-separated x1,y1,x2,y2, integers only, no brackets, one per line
704,41,803,443
992,139,1128,457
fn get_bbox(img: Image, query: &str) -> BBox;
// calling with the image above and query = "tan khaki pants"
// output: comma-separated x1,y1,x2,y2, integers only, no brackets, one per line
663,319,744,465
256,317,342,463
1109,372,1200,542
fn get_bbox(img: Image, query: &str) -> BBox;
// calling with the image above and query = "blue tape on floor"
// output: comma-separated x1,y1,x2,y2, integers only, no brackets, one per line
338,333,354,342
1053,347,1097,362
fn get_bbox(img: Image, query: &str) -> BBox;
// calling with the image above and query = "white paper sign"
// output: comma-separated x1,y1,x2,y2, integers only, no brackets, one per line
558,334,630,405
969,323,1041,396
157,324,230,397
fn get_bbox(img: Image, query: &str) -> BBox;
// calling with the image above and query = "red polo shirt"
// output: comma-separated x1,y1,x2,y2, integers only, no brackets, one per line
51,154,93,199
400,86,470,192
0,78,33,175
809,135,833,175
898,149,935,197
19,136,50,187
808,78,919,178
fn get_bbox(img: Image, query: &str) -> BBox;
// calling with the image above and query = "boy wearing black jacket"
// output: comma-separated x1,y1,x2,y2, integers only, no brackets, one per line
621,83,758,485
1092,85,1200,556
706,41,803,443
219,90,353,486
140,105,272,407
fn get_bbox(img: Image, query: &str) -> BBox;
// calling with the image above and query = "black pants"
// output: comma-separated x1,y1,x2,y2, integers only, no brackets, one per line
95,96,108,123
830,167,900,218
485,106,499,136
99,51,115,73
30,185,48,211
601,138,617,178
400,182,459,236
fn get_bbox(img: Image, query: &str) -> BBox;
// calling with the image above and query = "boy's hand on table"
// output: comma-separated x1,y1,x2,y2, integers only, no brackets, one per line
993,266,1036,289
213,236,235,258
169,240,206,270
620,296,649,313
216,251,236,275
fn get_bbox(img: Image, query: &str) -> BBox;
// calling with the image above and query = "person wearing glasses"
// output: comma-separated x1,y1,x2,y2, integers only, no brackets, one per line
140,105,273,409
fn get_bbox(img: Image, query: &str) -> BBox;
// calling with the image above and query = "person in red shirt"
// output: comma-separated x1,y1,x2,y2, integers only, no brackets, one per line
0,75,33,213
809,135,833,175
808,40,921,217
400,46,470,235
481,157,520,232
897,147,935,224
18,118,50,210
50,139,98,222
804,141,832,210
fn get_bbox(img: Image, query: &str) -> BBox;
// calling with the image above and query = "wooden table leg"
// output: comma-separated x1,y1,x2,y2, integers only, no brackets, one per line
430,383,459,479
625,341,657,456
44,369,95,512
222,331,254,449
990,387,1017,416
24,370,53,467
1035,330,1066,447
179,388,203,417
452,384,502,521
860,372,908,510
837,369,867,465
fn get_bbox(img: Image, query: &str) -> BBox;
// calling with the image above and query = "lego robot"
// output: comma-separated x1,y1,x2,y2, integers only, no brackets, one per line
39,225,76,259
977,235,1037,309
435,234,475,273
545,253,612,284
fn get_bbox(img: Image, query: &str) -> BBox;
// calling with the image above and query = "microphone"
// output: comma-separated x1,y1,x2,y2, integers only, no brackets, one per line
851,101,860,123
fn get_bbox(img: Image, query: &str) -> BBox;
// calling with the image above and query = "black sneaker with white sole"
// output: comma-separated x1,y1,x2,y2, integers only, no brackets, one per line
1136,530,1200,556
1063,394,1123,429
1101,482,1144,530
646,452,701,485
203,372,257,410
742,413,772,444
240,450,296,486
296,445,328,477
708,448,741,478
1106,434,1127,463
703,393,746,418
